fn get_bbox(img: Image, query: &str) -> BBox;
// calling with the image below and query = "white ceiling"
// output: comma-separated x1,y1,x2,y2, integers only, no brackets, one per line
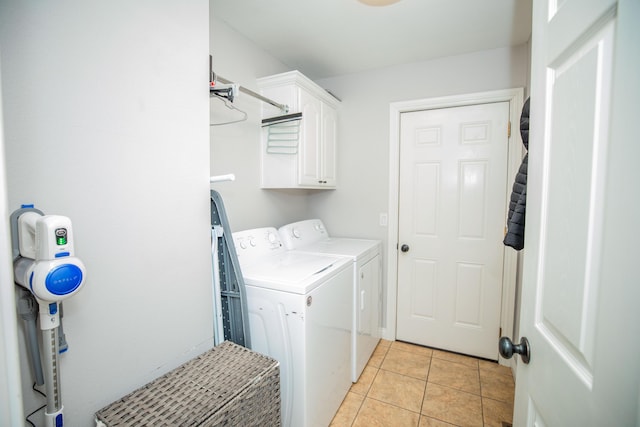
211,0,533,80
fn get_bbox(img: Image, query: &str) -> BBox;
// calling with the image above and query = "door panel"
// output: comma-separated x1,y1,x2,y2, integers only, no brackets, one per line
515,0,640,424
298,90,321,186
321,104,337,186
540,29,607,381
396,102,510,359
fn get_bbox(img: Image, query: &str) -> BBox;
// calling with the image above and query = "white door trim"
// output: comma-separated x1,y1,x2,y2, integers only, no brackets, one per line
384,88,524,366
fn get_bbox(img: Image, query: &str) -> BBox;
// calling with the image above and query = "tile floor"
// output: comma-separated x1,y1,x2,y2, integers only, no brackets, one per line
330,339,514,427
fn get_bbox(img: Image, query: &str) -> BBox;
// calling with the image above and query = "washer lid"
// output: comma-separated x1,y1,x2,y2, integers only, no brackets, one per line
241,252,350,294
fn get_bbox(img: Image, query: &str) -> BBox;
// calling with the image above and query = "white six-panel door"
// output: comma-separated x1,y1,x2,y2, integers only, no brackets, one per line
514,0,640,424
396,102,510,359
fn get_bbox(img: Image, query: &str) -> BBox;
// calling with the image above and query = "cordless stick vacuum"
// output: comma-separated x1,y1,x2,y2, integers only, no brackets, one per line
11,206,86,427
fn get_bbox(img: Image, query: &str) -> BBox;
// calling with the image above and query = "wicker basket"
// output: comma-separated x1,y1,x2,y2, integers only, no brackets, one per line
95,341,280,426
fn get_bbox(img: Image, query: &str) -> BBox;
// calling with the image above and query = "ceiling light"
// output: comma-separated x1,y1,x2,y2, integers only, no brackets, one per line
357,0,402,6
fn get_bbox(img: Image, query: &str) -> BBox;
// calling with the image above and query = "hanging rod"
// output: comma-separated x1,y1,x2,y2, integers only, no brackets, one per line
210,174,236,183
211,74,289,114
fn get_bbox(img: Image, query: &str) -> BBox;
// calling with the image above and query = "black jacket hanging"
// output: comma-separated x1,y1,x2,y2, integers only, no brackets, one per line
504,97,530,251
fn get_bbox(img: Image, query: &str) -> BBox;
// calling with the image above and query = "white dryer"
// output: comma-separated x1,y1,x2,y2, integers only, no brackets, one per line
278,219,381,383
232,227,352,427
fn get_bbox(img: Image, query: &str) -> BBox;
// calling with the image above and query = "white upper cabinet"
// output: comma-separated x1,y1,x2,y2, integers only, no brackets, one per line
257,71,340,189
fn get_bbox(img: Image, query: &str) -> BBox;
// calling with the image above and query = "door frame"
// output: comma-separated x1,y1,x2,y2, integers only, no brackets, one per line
385,88,524,366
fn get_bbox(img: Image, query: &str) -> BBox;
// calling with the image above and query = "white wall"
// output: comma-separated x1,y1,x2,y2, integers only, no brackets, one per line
209,15,311,231
209,14,528,251
312,46,530,330
1,3,528,425
208,13,529,331
0,1,213,425
0,56,25,427
313,46,529,234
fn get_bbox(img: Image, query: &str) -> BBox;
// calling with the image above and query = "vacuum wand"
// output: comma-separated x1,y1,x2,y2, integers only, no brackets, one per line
16,288,45,386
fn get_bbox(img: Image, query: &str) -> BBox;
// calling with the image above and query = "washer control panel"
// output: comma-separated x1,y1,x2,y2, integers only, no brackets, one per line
232,227,284,261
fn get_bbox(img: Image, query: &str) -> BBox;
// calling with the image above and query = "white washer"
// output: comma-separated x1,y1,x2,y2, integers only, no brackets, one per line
232,227,353,427
278,219,381,383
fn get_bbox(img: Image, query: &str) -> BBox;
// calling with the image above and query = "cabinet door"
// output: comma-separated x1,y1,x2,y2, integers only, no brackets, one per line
321,104,337,187
298,89,322,186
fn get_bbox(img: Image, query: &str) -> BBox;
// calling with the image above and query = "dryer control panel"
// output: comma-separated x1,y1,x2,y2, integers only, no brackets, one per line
278,219,327,250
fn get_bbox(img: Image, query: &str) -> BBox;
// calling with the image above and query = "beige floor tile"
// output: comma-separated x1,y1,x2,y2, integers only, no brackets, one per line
353,397,420,427
368,343,390,368
422,383,483,427
334,341,516,427
330,391,365,427
391,341,434,357
428,357,480,395
479,359,514,378
431,349,479,368
377,339,393,349
419,415,458,426
381,347,431,380
351,365,379,396
480,369,515,404
482,397,514,427
368,369,426,412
